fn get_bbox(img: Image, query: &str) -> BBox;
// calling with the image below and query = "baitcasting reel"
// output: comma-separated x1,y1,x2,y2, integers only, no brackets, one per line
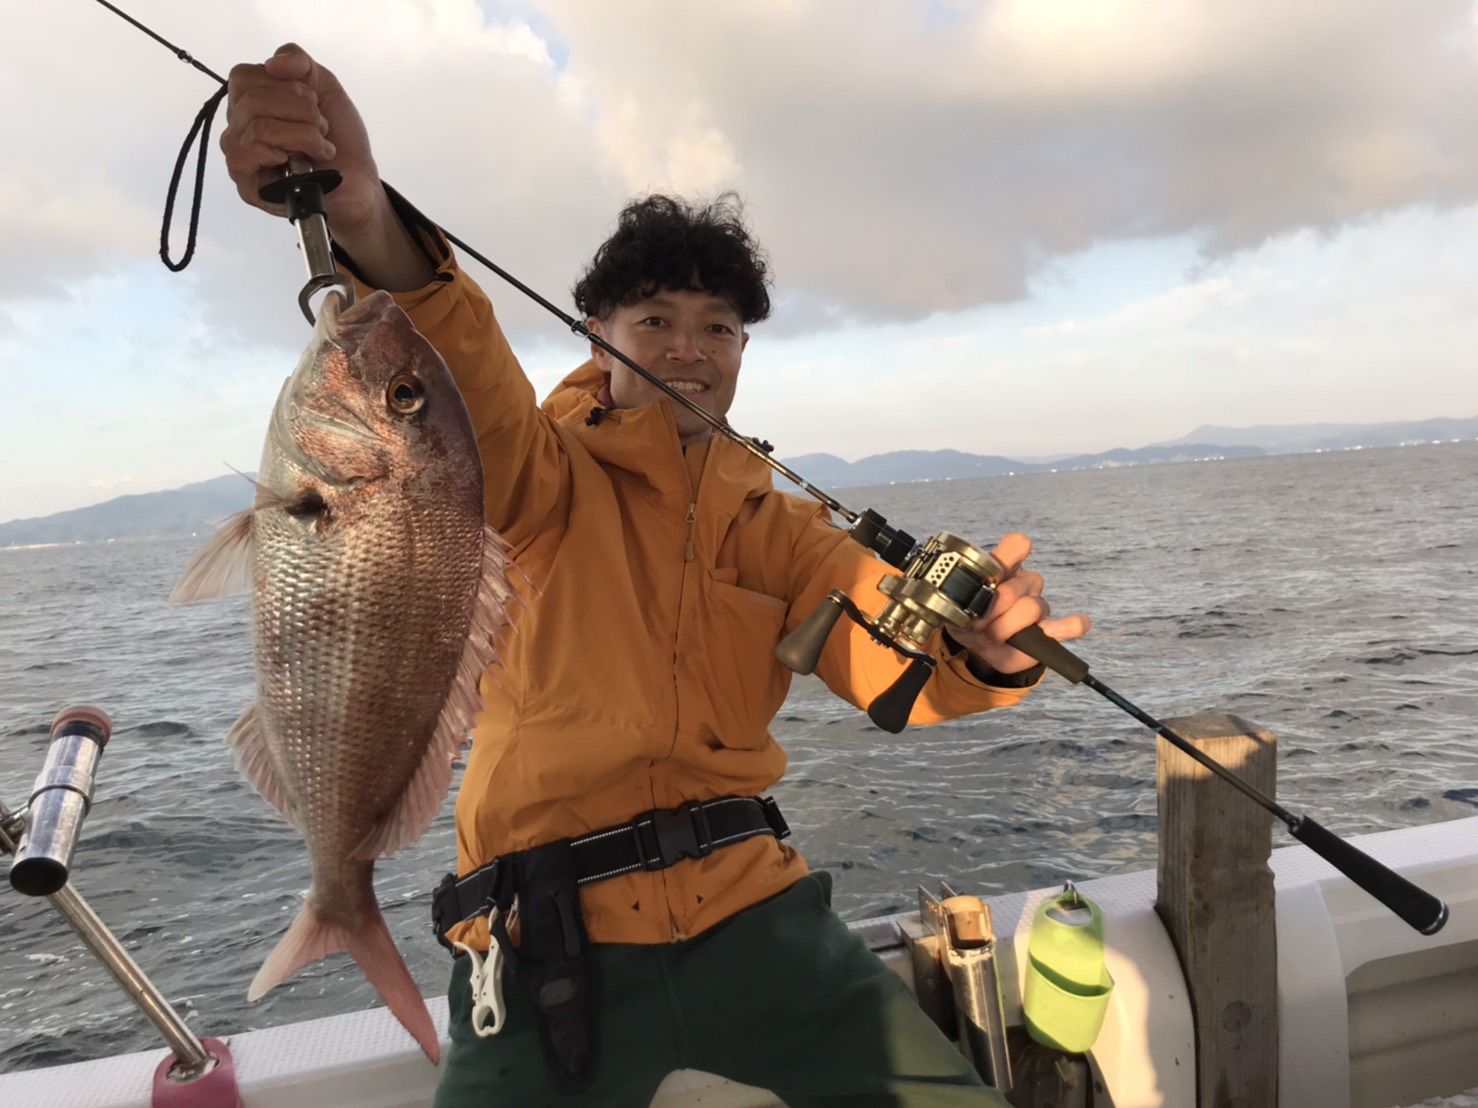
777,511,1085,733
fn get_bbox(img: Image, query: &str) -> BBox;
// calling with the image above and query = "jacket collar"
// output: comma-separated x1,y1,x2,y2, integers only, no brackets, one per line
541,360,774,510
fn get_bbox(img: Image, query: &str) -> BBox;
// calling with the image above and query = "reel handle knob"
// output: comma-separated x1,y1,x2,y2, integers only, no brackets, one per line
1005,624,1090,685
868,658,934,733
777,593,847,675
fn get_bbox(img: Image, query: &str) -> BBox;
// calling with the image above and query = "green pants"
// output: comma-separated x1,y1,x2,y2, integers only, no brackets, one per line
434,872,1009,1107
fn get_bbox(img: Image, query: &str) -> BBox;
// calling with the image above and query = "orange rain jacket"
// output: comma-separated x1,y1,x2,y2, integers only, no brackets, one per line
361,201,1041,951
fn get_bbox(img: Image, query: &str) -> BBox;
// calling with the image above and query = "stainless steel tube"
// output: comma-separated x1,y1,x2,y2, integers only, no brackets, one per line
10,708,111,896
942,896,1013,1093
1,809,213,1078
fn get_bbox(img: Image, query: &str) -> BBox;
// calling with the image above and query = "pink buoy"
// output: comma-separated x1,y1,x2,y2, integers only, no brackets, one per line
151,1037,241,1108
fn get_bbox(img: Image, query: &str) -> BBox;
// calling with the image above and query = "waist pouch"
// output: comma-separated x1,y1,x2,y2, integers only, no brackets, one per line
493,841,596,1093
431,795,791,1093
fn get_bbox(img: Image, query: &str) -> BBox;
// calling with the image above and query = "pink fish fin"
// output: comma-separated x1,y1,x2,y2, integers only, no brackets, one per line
168,510,254,603
225,703,303,833
246,900,341,1002
347,908,442,1063
468,523,523,671
245,900,439,1062
475,527,532,698
353,526,517,861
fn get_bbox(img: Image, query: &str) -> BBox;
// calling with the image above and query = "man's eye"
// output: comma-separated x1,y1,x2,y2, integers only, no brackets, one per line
639,316,666,327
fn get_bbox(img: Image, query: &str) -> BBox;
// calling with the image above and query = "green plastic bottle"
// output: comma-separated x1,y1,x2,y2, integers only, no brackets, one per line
1021,883,1114,1054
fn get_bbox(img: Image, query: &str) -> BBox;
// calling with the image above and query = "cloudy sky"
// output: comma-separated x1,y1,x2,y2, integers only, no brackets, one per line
4,0,1478,523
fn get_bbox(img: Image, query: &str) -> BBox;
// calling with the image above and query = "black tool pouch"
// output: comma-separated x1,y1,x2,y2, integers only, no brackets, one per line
492,840,598,1094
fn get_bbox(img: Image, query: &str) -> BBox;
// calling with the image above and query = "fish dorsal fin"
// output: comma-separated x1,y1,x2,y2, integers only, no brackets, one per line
353,526,517,860
226,702,304,833
169,509,255,603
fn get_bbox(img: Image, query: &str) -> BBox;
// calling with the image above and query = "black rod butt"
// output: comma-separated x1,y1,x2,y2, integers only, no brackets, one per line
1291,816,1448,935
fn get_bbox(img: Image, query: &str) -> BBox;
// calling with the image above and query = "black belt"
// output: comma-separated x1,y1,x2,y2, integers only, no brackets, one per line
431,795,790,947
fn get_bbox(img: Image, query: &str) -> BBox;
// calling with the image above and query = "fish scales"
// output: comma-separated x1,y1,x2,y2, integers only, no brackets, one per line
173,289,510,1063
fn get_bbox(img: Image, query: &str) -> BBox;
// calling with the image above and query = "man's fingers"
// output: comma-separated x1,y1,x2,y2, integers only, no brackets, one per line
228,83,324,132
1038,613,1092,643
990,531,1032,575
263,42,312,79
985,568,1043,622
988,594,1050,643
240,117,335,163
221,121,334,190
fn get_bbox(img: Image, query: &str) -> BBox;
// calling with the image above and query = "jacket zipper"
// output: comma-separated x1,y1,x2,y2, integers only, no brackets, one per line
665,446,712,941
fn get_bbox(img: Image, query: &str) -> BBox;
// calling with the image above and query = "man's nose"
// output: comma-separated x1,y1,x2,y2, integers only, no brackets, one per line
667,328,706,363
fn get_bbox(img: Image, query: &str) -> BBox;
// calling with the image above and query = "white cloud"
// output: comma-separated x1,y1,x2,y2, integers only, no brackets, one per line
12,0,1478,332
5,1,1478,521
741,203,1478,462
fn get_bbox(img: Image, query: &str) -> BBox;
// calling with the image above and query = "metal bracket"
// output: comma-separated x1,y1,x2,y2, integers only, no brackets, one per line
897,882,1014,1093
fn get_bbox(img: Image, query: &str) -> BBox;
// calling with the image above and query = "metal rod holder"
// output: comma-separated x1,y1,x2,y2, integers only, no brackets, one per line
903,883,1014,1093
1,801,215,1080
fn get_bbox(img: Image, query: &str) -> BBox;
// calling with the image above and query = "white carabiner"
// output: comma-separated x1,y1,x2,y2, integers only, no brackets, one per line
452,903,509,1038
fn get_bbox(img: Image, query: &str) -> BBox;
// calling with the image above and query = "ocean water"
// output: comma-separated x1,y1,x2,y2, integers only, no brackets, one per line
1,442,1475,1073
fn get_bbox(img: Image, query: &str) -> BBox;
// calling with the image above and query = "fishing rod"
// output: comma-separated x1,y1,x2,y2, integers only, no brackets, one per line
91,0,1449,936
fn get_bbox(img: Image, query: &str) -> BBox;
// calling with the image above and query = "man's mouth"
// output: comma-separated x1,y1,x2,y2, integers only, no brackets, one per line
665,379,708,395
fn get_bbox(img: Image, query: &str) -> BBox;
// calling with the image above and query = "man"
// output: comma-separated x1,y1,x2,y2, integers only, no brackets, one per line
223,43,1090,1107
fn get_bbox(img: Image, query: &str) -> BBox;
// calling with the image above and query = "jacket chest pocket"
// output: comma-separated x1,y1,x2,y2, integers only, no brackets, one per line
687,573,791,747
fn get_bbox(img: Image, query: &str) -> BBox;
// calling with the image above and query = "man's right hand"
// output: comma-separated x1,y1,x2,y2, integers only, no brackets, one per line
221,43,434,291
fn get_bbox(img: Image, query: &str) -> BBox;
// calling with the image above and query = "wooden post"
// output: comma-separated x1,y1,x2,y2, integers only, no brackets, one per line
1155,713,1278,1108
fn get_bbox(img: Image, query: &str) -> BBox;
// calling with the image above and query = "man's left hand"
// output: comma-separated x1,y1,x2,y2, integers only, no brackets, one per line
945,532,1091,676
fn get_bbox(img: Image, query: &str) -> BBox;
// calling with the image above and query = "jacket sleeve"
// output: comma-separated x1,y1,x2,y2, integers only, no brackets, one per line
781,498,1042,725
336,188,571,551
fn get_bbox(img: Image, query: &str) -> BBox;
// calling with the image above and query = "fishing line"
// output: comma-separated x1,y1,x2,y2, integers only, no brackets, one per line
87,0,1450,935
88,0,852,517
93,0,228,269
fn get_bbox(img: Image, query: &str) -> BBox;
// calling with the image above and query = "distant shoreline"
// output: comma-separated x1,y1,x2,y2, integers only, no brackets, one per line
6,437,1475,550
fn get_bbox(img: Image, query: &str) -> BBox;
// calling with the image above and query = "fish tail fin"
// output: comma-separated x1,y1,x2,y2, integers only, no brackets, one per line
343,907,441,1064
246,901,339,1002
247,901,440,1063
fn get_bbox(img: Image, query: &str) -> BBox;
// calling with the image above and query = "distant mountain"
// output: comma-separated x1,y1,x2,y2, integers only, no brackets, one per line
778,441,1265,491
0,474,252,548
781,449,1032,488
1156,416,1478,453
4,415,1474,546
784,415,1475,491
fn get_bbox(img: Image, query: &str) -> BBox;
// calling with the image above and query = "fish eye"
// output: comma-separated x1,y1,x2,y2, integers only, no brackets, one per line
386,374,425,414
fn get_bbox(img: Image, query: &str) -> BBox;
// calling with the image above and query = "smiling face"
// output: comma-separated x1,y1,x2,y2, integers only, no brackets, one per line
589,287,750,445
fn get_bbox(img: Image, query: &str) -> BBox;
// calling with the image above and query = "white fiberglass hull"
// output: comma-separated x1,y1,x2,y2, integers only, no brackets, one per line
4,815,1477,1108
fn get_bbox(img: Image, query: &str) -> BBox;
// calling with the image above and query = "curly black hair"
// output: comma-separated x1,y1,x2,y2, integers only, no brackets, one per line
573,192,772,325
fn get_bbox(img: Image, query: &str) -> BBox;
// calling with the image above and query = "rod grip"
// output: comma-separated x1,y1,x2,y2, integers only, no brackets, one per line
1290,816,1448,935
1005,624,1090,684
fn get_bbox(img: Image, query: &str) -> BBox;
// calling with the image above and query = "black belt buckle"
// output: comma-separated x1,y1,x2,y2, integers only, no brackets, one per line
431,870,462,952
431,859,506,953
639,801,714,870
760,795,791,840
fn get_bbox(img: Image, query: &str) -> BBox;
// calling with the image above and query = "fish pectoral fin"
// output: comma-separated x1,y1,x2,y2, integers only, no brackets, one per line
226,704,304,832
169,509,255,603
352,735,457,861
